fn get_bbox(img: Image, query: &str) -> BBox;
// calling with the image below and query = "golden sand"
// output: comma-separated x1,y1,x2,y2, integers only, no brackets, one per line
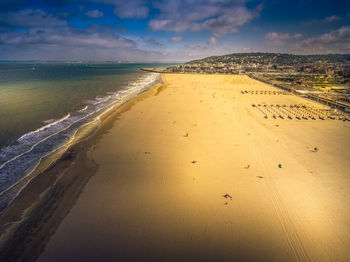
37,74,350,261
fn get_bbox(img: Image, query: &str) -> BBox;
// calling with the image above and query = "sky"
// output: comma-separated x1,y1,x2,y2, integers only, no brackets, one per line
0,0,349,62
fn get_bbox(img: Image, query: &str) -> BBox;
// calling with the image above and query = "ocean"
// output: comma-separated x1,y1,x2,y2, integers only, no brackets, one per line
0,63,167,210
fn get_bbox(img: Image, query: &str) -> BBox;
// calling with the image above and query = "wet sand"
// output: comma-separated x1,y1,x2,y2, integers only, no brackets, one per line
23,74,350,261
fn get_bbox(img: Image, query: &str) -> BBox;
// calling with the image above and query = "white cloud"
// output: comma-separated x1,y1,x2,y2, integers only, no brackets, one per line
0,24,135,48
265,32,292,41
185,43,202,49
265,32,302,47
170,36,183,42
141,37,162,46
294,33,303,39
114,5,148,19
208,37,218,45
323,15,341,23
0,9,67,28
296,26,350,53
90,0,149,19
200,6,257,36
148,0,261,36
85,9,104,18
302,14,342,25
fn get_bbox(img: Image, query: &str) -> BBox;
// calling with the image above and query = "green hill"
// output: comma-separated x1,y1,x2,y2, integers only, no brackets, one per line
187,53,350,65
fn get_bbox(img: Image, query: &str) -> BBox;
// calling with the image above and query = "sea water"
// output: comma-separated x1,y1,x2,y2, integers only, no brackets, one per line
0,63,167,210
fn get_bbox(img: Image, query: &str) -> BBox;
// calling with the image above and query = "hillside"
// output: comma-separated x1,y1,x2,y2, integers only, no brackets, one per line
186,53,350,66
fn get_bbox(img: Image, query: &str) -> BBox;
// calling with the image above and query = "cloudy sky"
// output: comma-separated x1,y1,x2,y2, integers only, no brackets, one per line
0,0,349,62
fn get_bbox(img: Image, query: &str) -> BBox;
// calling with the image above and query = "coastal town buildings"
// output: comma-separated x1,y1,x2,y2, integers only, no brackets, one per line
165,53,350,112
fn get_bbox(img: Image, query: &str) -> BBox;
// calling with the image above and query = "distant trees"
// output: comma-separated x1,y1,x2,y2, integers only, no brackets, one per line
186,53,350,66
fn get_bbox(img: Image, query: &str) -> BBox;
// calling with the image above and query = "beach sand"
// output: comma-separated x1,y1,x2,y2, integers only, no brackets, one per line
4,74,350,261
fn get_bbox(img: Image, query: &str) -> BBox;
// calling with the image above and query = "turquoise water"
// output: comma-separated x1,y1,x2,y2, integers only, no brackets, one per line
0,63,167,210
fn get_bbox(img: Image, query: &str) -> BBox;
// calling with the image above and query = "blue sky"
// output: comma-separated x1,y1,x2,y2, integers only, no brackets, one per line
0,0,349,62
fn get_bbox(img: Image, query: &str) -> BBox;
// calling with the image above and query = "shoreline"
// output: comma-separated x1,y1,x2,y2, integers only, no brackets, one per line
0,79,167,262
140,67,162,73
1,73,349,261
0,70,162,211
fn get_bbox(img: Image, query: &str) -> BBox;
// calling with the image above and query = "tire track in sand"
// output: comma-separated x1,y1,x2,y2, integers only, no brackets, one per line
252,142,310,262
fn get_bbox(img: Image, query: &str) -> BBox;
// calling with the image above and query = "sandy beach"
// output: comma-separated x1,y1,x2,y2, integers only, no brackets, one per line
2,74,350,261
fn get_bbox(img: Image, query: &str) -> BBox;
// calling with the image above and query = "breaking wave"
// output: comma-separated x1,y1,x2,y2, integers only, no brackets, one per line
0,72,161,211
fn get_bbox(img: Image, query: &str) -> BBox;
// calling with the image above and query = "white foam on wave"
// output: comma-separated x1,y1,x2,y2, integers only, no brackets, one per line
94,95,111,105
0,126,80,197
0,107,99,171
78,105,88,112
0,72,162,209
2,73,160,166
122,73,160,94
18,113,71,142
43,119,55,124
